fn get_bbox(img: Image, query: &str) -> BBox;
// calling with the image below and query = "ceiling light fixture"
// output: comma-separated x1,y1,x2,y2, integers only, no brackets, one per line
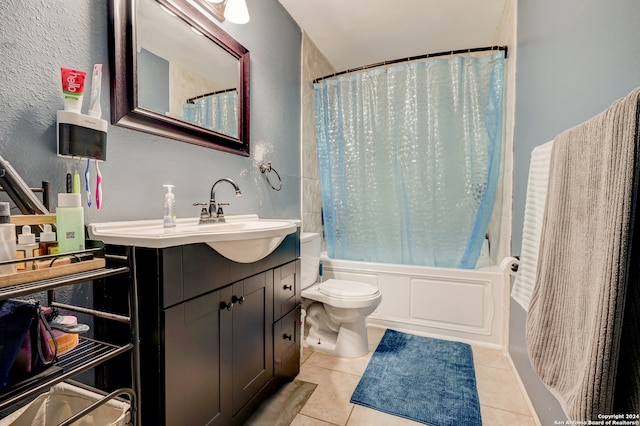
224,0,250,24
206,0,224,3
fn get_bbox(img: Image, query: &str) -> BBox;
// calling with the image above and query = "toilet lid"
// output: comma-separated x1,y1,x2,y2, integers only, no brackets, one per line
318,279,379,298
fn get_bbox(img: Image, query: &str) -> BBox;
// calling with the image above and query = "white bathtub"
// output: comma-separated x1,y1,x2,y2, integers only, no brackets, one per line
319,253,508,347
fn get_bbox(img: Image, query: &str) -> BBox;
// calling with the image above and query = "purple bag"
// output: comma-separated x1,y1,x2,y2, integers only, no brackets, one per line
0,300,33,388
0,300,57,389
13,305,57,372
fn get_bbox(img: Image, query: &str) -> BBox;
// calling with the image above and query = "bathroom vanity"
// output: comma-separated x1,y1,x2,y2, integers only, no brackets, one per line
89,218,301,425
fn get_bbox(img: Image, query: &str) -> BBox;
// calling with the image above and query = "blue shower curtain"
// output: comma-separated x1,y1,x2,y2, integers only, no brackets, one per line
183,91,239,138
314,51,504,269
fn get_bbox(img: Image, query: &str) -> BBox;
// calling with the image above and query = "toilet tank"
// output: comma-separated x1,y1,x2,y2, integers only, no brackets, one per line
300,232,321,289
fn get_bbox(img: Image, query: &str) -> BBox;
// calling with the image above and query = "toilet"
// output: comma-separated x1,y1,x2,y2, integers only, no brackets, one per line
300,232,382,357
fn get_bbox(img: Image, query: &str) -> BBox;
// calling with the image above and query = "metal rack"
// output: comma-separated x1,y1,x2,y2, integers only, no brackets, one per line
0,247,139,425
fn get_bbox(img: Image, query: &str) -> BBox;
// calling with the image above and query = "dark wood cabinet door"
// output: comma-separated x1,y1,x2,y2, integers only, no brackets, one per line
231,272,274,415
164,285,233,425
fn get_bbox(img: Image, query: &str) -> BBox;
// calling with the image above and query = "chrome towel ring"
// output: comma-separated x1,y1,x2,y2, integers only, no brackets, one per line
259,162,282,191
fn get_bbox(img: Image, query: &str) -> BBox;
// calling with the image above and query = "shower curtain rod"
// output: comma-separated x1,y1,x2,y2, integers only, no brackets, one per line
313,45,508,84
186,87,237,104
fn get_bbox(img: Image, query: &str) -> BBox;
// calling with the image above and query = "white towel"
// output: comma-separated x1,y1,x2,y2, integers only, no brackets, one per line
511,140,553,311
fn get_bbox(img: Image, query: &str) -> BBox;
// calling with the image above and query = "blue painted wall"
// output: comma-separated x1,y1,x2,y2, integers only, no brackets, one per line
512,0,640,423
138,48,169,115
0,0,301,224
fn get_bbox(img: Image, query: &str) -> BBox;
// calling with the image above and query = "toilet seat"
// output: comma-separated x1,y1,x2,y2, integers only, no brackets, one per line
302,279,381,309
318,279,380,299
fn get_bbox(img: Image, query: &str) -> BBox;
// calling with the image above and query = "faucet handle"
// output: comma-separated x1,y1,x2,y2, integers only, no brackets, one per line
193,202,209,221
216,202,229,219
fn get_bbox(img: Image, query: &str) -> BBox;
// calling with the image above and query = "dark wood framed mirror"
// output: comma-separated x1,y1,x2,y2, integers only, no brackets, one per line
108,0,250,156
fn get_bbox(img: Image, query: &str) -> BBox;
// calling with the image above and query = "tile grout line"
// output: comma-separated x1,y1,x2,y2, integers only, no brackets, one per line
474,364,534,417
301,362,365,378
480,403,538,421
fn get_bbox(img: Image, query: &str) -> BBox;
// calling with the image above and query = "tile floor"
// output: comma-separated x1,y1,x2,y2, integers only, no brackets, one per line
288,326,538,426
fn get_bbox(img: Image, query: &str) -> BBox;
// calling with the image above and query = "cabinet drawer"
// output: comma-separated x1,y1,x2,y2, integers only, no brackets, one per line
274,260,300,321
274,306,300,380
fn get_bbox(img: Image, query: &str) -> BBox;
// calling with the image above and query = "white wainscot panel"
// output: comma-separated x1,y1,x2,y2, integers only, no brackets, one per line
375,274,412,320
410,277,494,335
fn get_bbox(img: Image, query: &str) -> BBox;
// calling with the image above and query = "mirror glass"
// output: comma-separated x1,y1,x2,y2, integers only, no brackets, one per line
109,0,250,155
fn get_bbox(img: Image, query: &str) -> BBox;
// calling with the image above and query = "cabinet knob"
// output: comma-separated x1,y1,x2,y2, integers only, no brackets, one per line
220,301,233,311
283,285,293,291
232,295,245,304
283,333,292,341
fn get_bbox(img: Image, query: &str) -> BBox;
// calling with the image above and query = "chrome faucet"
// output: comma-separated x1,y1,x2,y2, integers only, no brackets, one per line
194,178,242,224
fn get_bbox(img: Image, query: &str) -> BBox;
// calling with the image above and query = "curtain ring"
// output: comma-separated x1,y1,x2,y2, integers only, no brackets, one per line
259,162,282,191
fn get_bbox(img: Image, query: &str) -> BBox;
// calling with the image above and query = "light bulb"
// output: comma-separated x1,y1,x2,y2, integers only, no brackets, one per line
224,0,249,24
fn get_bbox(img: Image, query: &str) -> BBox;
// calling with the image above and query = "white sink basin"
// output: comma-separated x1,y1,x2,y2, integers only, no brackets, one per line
87,214,298,263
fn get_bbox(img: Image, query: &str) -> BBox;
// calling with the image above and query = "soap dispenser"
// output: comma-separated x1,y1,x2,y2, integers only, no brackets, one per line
163,185,176,228
16,225,40,271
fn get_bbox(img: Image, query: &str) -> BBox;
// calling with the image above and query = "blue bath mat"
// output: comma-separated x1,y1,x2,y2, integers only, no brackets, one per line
350,329,481,426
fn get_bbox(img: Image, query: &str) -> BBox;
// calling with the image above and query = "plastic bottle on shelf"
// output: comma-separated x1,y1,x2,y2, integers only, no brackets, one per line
163,184,176,228
0,202,16,275
16,225,40,271
56,193,85,254
39,223,59,255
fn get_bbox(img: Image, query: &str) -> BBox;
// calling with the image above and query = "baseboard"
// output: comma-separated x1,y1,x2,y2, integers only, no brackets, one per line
505,351,542,426
367,317,503,349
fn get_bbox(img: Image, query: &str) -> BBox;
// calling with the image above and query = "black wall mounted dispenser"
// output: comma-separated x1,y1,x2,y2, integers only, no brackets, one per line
57,110,107,161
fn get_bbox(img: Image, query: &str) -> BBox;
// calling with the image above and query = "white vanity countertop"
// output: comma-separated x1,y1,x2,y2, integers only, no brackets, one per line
87,214,301,249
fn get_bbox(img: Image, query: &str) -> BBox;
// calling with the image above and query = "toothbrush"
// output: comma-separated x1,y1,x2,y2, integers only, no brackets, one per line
95,159,102,209
66,160,72,193
85,158,92,207
88,64,102,119
73,158,81,194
